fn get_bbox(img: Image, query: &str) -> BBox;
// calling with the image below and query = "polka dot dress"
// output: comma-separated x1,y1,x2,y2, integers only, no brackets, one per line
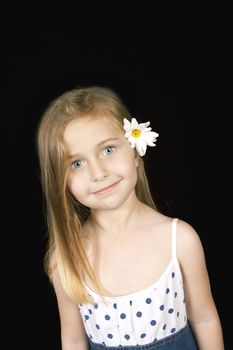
78,218,187,347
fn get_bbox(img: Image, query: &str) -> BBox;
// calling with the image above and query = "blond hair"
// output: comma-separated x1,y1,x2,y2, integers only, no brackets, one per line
36,86,157,303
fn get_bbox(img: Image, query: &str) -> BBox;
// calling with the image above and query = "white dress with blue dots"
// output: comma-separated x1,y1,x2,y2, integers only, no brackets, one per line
78,218,191,348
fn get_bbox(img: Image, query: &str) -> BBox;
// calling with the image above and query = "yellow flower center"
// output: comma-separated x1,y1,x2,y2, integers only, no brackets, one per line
132,129,141,138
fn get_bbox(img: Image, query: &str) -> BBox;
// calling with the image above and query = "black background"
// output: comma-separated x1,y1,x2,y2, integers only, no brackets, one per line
2,5,230,349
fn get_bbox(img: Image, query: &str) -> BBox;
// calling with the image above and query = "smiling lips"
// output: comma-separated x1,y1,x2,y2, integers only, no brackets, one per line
93,181,120,195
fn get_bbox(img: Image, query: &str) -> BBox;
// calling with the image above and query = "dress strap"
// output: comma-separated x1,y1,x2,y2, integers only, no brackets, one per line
172,218,179,259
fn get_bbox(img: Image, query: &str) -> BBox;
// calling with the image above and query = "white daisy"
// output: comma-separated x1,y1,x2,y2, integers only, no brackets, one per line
123,117,159,156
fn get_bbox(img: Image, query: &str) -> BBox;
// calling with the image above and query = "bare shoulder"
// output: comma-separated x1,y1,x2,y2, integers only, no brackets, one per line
176,219,206,271
176,219,203,251
145,209,202,248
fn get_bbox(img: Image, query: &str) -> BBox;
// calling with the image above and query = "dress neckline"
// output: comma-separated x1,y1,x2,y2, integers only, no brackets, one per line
84,257,178,301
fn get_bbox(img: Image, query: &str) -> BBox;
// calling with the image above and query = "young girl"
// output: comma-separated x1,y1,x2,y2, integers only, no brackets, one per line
36,86,224,349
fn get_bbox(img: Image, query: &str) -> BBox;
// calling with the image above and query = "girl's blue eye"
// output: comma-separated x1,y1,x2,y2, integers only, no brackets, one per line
102,146,115,156
71,160,84,169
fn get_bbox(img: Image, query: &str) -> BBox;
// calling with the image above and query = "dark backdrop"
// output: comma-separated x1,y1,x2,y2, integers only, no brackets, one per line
2,7,230,349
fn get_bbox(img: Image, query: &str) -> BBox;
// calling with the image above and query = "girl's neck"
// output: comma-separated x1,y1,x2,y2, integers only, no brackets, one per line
88,197,147,237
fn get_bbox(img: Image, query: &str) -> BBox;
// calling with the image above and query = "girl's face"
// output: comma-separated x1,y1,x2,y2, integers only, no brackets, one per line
64,115,139,211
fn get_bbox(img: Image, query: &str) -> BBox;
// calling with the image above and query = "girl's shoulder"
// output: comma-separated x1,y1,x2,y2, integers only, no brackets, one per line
148,208,200,239
175,218,202,251
148,213,205,278
145,208,202,252
173,218,205,273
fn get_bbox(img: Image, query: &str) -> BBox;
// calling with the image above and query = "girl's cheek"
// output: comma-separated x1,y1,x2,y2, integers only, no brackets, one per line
67,172,79,193
69,171,87,193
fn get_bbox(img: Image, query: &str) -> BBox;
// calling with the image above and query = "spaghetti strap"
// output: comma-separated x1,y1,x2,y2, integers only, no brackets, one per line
172,218,178,259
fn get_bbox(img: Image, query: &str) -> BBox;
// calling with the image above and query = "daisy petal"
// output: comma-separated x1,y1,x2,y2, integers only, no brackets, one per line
123,118,132,131
136,140,147,156
131,118,139,129
140,121,150,129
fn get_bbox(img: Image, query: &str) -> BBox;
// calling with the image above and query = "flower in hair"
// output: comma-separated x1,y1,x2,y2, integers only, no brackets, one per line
123,117,159,156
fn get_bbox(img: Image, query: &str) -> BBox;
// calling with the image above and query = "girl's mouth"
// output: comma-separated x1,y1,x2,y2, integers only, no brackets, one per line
93,181,120,195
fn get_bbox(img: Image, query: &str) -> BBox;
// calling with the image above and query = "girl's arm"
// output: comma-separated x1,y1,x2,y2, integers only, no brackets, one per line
177,220,225,350
52,268,89,350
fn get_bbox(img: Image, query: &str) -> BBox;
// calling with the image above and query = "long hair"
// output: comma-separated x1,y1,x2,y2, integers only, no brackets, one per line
36,86,157,303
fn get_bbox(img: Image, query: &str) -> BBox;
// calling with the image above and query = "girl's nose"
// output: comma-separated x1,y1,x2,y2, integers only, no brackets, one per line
90,159,108,181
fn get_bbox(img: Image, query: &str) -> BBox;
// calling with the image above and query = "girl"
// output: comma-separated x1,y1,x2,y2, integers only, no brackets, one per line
36,86,224,349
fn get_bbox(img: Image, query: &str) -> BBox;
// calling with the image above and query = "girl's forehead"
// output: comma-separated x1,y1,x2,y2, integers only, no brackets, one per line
67,114,122,130
64,115,124,149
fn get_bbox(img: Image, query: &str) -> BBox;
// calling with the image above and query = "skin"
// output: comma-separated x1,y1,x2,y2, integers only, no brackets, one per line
52,115,224,349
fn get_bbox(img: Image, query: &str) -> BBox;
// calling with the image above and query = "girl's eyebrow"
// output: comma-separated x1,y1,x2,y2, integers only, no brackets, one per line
68,137,120,159
97,137,120,147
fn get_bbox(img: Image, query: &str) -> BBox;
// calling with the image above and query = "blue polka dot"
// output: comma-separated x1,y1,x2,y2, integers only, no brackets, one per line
163,324,166,330
124,334,130,340
120,313,126,319
146,298,152,304
108,334,113,339
171,328,176,333
130,300,132,305
150,320,156,326
159,305,164,311
105,315,110,320
168,308,174,314
85,315,89,320
140,333,146,338
172,272,175,278
88,309,92,314
177,312,180,317
89,334,93,339
94,303,98,309
113,303,117,309
96,324,100,329
174,292,177,298
166,288,170,294
136,311,142,317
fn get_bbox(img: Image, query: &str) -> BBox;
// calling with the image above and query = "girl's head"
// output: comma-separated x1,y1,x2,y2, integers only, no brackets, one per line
37,86,156,223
